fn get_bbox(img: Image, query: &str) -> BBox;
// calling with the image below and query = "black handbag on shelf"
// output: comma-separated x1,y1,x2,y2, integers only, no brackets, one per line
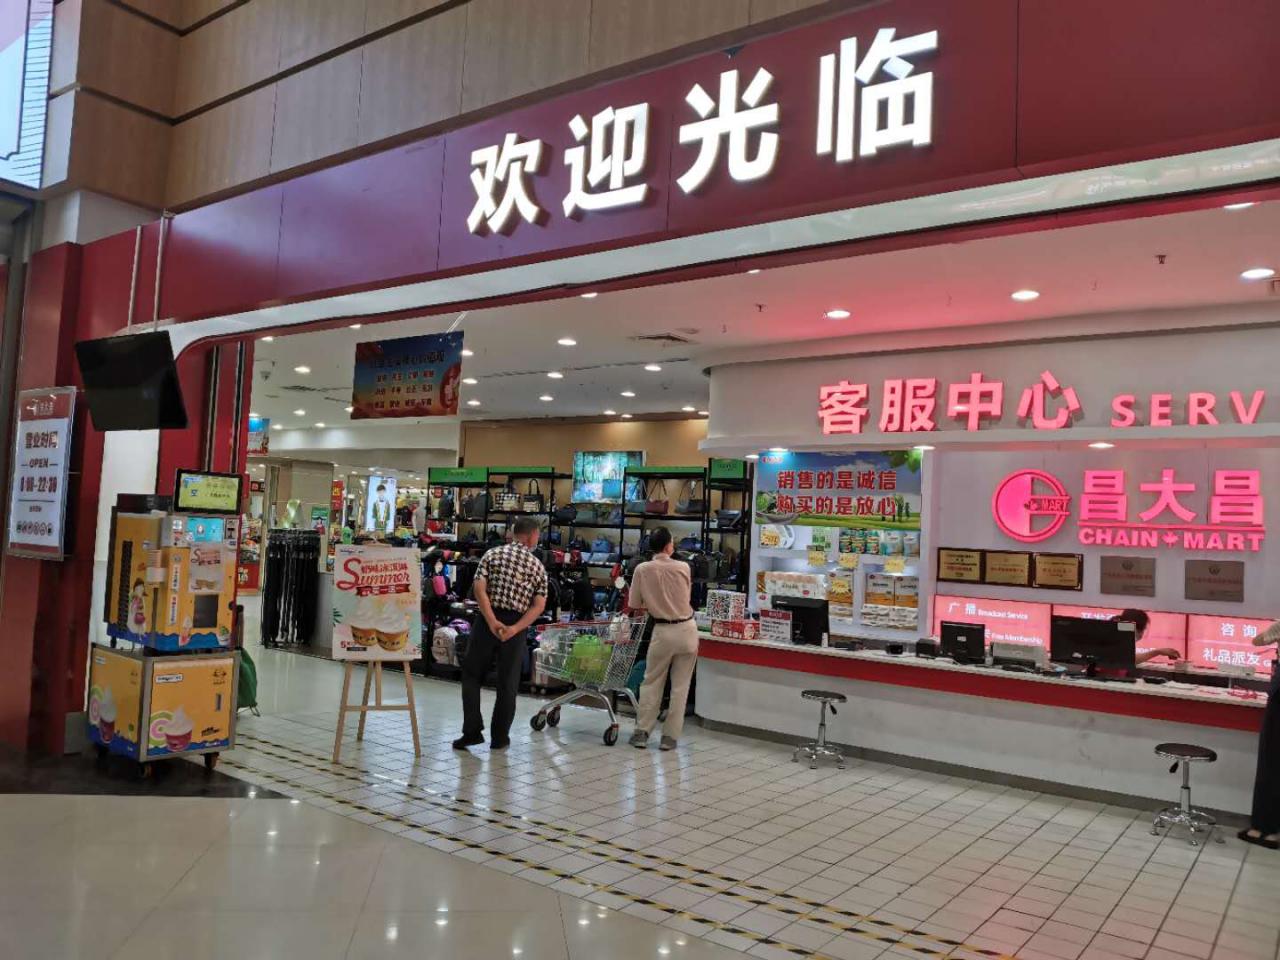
522,479,545,513
675,479,706,516
715,508,744,530
463,491,489,519
552,503,577,524
438,490,455,519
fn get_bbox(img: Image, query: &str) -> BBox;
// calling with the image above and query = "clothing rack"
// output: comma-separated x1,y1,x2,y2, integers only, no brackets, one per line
261,529,322,647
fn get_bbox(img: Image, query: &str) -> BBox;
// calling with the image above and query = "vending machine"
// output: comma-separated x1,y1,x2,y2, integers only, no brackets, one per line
90,471,243,770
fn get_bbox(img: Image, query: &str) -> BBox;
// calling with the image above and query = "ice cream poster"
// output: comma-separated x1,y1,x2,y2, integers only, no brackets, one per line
146,656,235,757
332,544,422,660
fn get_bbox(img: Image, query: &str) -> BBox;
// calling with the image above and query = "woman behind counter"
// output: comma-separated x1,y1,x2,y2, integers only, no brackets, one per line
1240,621,1280,849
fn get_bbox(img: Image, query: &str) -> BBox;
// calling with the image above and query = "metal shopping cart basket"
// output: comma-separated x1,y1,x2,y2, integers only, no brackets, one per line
529,615,646,745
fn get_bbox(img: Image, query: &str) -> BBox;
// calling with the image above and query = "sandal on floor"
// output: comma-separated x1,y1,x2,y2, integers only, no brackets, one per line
1237,828,1280,849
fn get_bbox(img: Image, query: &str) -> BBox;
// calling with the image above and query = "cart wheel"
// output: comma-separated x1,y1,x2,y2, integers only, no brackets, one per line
137,762,154,780
530,712,547,732
93,744,108,762
546,707,561,728
204,753,220,772
603,725,619,746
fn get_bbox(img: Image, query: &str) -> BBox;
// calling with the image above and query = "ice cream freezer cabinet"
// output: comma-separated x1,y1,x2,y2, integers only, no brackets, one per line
87,644,239,768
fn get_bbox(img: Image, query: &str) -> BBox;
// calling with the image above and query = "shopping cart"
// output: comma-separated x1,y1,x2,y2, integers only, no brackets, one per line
529,615,646,745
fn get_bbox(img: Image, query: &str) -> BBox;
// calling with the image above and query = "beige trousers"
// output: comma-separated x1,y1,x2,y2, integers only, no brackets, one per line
635,619,699,739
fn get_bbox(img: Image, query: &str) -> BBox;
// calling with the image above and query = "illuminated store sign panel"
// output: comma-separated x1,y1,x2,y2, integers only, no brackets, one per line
0,0,52,190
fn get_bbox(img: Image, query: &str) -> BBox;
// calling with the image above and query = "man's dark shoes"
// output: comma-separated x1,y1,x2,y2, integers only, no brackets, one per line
490,738,511,750
453,735,484,750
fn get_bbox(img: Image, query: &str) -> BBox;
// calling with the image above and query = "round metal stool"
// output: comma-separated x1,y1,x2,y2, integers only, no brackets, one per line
1151,742,1223,846
793,690,847,769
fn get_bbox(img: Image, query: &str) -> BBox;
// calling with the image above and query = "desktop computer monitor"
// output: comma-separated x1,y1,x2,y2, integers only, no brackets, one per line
940,621,986,664
1050,616,1136,675
772,597,829,645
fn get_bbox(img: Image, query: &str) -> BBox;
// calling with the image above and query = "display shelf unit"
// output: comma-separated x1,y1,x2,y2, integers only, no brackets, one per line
425,466,490,551
622,465,710,580
703,458,753,594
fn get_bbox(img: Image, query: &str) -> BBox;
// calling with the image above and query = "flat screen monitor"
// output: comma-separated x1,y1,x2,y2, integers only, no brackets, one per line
174,470,242,515
772,596,828,645
572,451,643,503
1050,616,1136,675
932,594,1052,648
1053,604,1188,663
940,621,986,664
74,331,188,431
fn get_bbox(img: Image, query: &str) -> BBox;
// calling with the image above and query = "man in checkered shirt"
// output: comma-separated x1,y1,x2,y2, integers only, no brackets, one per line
454,516,548,751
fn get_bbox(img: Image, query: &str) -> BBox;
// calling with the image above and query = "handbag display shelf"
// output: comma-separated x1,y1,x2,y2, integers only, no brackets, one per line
701,458,755,594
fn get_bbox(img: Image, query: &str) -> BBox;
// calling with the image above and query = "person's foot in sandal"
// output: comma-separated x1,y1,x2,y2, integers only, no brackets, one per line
1237,828,1280,849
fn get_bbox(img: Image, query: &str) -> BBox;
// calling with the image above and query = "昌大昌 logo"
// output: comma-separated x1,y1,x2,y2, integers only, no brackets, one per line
991,470,1071,543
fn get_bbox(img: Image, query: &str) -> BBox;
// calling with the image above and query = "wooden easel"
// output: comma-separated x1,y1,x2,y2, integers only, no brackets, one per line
332,660,422,762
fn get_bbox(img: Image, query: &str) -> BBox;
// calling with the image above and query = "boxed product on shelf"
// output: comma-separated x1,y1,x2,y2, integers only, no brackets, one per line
889,606,920,630
763,571,827,601
827,571,854,619
711,619,759,641
706,589,747,622
893,576,919,608
865,573,895,606
861,603,890,626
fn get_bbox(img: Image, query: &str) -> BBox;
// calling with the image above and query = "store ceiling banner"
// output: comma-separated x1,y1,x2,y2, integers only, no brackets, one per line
709,325,1280,448
754,450,922,530
350,332,463,420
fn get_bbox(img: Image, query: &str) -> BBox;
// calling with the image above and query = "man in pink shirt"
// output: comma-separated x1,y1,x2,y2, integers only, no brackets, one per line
627,528,698,751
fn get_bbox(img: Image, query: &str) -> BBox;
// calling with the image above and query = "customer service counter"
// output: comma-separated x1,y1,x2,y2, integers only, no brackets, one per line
697,635,1266,815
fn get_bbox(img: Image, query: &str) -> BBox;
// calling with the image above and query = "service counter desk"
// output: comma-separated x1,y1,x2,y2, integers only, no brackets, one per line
698,635,1266,815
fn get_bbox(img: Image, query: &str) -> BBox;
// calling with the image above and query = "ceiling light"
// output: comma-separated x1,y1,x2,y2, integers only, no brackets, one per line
1241,267,1276,280
644,364,662,372
350,323,362,330
745,453,760,460
539,395,554,402
261,336,275,343
462,377,478,385
768,447,788,453
659,949,671,956
620,413,633,419
547,371,564,379
747,268,761,275
697,410,708,416
603,409,617,415
1089,441,1115,449
1223,202,1256,211
620,390,635,398
294,365,311,374
825,308,851,320
461,348,474,357
314,422,326,428
435,918,448,927
580,292,598,299
913,444,935,451
293,409,305,416
467,399,481,407
271,424,283,431
557,337,577,346
1011,289,1040,302
681,406,696,412
344,406,354,413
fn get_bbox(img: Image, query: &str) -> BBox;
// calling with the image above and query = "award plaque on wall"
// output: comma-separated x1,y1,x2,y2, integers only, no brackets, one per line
984,551,1032,587
936,548,983,583
1033,553,1084,591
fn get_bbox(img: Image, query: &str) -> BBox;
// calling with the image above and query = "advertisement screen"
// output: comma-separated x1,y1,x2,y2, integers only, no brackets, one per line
365,476,397,534
1187,615,1275,676
933,595,1052,647
572,451,643,503
1052,604,1187,663
174,471,242,515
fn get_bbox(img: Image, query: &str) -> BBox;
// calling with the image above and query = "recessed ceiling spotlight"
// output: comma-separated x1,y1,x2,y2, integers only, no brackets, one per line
294,365,311,374
547,371,564,379
644,364,662,372
825,309,851,320
580,291,598,299
768,446,788,453
261,336,275,343
913,444,935,451
271,424,283,431
461,348,474,357
344,406,354,413
314,422,326,428
1241,267,1276,280
557,337,577,346
467,399,481,407
539,395,554,402
603,409,617,416
249,411,259,418
747,268,761,275
620,390,636,398
1089,441,1115,449
681,406,696,412
620,413,633,419
293,409,306,416
1010,289,1040,302
462,377,478,385
1223,202,1256,211
697,410,709,416
349,323,362,330
745,453,760,460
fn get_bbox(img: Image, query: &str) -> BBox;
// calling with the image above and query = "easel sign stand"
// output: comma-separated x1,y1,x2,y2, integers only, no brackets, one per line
331,543,425,763
333,660,421,762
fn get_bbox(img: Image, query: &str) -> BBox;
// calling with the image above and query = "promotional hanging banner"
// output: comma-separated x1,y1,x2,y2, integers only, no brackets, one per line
351,331,463,419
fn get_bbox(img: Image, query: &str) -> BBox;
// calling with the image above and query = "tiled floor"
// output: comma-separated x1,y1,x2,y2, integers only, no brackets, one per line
7,633,1279,959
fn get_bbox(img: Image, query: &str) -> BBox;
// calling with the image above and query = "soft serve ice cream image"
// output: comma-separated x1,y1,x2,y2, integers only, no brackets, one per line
163,706,194,752
333,545,422,659
375,605,410,652
350,594,380,647
98,688,118,743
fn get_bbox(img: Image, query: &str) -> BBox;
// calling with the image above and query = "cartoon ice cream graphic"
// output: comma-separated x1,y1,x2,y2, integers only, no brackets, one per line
164,706,193,752
98,688,117,743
